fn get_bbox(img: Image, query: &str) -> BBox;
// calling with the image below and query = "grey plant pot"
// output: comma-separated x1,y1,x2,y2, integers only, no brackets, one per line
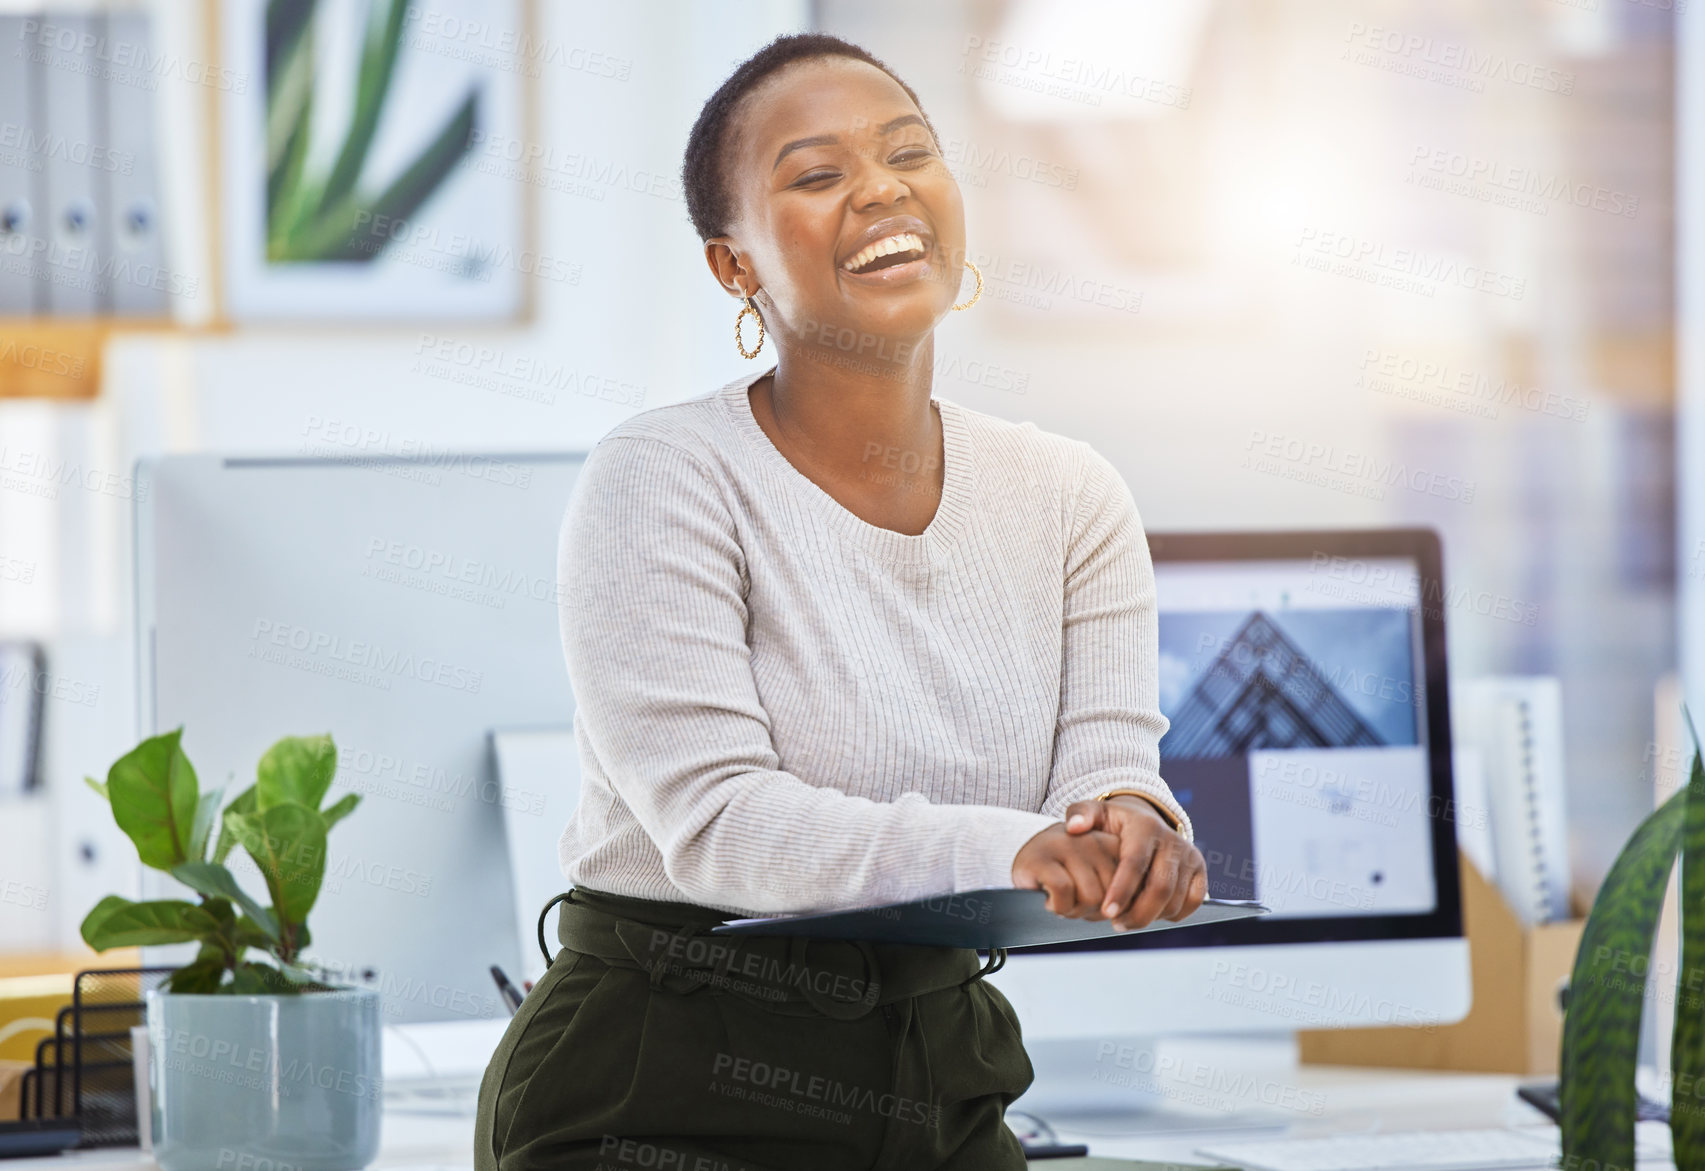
146,986,382,1171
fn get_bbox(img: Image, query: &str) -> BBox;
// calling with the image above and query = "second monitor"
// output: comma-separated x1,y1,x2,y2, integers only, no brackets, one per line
989,528,1468,1078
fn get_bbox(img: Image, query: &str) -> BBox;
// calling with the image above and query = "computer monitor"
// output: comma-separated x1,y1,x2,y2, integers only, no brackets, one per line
990,529,1469,1110
135,452,587,1024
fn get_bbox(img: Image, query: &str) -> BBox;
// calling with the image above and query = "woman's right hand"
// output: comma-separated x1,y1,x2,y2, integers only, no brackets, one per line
1011,823,1122,919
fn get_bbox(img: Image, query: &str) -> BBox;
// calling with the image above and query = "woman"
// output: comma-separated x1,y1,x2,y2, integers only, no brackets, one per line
475,33,1206,1171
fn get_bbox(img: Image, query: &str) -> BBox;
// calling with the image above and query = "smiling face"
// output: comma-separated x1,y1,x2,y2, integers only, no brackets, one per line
706,56,966,357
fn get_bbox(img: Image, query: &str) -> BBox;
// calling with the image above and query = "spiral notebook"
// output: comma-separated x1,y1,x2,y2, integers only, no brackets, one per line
713,890,1269,950
1450,677,1571,924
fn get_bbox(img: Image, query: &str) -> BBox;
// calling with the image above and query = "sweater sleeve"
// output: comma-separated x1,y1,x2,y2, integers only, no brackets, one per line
559,435,1058,913
1039,445,1193,841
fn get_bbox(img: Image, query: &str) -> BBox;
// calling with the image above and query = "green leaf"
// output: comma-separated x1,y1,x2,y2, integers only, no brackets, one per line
267,78,314,245
266,16,318,248
203,895,236,936
314,0,408,217
256,735,338,813
80,897,224,950
80,895,132,944
234,916,278,951
232,961,300,996
269,955,336,991
226,803,327,926
84,776,108,803
1561,783,1686,1170
213,785,257,865
106,728,200,870
352,88,480,242
321,793,360,831
1674,747,1705,1167
171,861,280,943
264,0,319,95
167,954,227,994
284,90,479,262
187,786,226,863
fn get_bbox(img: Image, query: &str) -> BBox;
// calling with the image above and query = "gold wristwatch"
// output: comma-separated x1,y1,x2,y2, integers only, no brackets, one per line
1093,788,1183,833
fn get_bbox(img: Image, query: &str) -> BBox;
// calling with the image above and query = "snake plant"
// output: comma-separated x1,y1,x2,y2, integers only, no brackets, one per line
265,0,480,262
1562,715,1705,1170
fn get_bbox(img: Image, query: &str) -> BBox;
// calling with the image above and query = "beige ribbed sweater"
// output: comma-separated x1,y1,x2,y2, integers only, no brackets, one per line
556,366,1189,918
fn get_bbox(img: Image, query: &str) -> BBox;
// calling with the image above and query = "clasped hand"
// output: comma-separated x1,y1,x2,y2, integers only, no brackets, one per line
1010,796,1208,931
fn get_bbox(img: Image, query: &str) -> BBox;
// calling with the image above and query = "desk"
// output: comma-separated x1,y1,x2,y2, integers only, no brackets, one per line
1,1036,1677,1170
0,1114,474,1170
1041,1038,1674,1168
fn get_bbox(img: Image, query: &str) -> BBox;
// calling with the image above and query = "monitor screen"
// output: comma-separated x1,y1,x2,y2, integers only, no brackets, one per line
1154,554,1435,920
1025,529,1461,956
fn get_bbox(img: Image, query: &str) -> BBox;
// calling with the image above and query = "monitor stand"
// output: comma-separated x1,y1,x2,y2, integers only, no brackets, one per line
1009,1034,1307,1134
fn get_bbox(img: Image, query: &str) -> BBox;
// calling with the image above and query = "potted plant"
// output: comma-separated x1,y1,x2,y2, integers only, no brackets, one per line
82,729,379,1171
1561,719,1705,1171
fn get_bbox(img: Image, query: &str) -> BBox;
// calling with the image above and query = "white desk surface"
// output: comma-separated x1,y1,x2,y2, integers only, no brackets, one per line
7,1036,1675,1170
1042,1038,1674,1168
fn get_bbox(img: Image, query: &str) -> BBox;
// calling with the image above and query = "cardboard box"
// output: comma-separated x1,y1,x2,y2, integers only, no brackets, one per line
0,973,72,1064
1298,855,1584,1074
0,1059,27,1120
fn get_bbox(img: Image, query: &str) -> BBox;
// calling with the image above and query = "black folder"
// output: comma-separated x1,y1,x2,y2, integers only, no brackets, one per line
711,890,1269,950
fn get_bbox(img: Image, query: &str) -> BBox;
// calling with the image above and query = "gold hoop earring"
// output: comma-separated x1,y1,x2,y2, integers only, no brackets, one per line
951,260,983,312
735,295,766,359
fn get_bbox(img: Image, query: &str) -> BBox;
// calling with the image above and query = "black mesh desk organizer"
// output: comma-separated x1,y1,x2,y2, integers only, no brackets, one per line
15,967,174,1148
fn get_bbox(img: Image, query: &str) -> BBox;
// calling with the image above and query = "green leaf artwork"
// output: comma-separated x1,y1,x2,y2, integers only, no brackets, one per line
264,0,481,264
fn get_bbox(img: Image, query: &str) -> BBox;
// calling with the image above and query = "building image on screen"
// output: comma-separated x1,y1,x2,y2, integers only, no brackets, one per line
1154,558,1437,921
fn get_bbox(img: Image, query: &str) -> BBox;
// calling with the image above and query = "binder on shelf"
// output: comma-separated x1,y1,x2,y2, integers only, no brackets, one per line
38,12,103,316
0,643,44,796
0,10,166,326
100,11,166,318
714,889,1269,950
0,15,41,314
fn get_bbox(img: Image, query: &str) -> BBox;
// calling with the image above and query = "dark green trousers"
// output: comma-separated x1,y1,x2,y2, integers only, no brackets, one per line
474,888,1034,1170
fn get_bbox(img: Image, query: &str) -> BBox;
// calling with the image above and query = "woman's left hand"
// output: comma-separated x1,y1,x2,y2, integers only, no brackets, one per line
1063,796,1207,931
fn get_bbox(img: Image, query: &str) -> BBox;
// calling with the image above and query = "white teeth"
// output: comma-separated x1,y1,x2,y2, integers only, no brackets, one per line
844,231,925,273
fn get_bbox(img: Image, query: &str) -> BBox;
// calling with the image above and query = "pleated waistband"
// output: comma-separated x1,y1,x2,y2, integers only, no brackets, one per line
549,887,987,1020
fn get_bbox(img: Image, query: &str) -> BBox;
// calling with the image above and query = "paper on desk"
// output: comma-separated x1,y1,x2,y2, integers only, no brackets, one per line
713,890,1269,950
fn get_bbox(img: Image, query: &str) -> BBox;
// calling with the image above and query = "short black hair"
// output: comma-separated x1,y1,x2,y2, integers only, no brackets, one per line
681,33,938,242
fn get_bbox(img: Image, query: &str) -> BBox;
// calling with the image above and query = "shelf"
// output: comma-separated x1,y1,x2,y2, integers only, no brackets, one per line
0,319,222,400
